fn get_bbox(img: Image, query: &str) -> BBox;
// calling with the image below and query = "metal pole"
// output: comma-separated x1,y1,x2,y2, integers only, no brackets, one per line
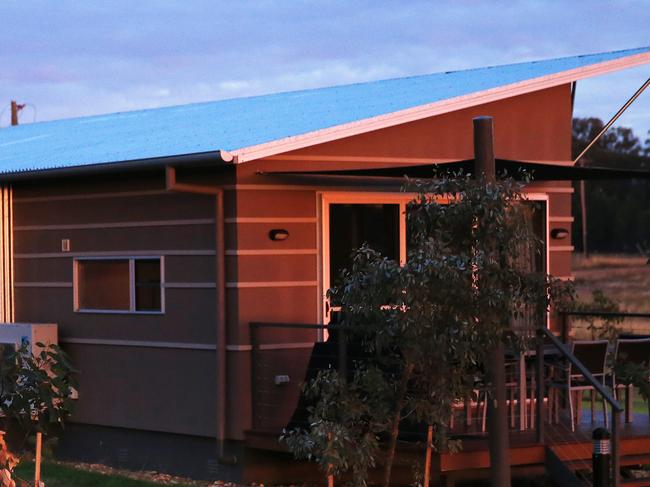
536,331,545,444
573,78,650,165
612,411,620,487
337,328,347,382
473,116,511,487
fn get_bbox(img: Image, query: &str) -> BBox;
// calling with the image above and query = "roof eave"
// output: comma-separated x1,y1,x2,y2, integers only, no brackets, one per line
0,150,232,182
230,50,650,164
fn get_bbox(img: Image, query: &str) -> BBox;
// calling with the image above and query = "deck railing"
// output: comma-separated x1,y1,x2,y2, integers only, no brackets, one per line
543,310,650,486
536,326,624,487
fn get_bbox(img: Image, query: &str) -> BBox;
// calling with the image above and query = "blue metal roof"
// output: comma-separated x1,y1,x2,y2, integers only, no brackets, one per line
1,47,649,175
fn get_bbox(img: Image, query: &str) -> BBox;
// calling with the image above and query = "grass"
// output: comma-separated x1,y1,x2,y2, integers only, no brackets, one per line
572,254,650,337
582,389,649,414
13,461,195,487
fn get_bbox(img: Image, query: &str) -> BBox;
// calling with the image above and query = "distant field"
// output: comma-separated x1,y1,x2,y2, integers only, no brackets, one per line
572,254,650,336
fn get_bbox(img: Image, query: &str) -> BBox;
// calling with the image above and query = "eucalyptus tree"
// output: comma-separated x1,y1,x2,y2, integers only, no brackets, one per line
284,174,573,486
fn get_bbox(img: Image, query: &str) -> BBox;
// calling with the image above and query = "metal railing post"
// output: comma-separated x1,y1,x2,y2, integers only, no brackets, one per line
250,324,259,430
536,329,545,444
337,327,347,382
612,410,620,487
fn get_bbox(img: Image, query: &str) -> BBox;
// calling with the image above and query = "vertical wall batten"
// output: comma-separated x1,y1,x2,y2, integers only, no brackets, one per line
0,187,14,322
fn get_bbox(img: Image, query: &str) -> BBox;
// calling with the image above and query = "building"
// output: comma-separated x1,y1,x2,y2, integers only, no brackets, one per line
1,46,649,482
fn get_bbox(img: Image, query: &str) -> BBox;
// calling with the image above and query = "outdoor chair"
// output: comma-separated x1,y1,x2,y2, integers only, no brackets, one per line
612,337,650,423
478,358,521,433
548,340,610,432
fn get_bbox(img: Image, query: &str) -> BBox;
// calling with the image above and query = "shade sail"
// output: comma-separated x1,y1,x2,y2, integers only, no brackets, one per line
263,159,650,181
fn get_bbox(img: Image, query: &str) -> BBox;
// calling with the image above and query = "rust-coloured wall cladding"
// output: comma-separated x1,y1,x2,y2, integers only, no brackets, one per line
549,250,573,277
228,254,318,283
281,85,572,163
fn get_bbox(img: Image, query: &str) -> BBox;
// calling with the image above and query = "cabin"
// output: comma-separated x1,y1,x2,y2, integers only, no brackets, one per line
1,47,650,484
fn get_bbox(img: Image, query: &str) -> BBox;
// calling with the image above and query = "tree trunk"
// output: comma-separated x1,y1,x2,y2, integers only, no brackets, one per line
382,362,414,487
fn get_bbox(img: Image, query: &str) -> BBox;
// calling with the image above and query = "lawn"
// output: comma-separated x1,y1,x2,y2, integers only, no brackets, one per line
13,461,196,487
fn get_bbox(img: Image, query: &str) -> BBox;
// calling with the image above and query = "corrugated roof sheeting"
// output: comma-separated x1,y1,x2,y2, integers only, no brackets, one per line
1,47,649,174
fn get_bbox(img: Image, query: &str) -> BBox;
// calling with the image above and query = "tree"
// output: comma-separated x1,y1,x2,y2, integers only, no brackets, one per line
284,174,570,486
0,343,78,450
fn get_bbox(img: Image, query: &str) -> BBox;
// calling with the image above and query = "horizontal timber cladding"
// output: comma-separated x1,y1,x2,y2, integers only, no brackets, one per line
14,224,214,254
12,174,222,437
66,343,217,437
549,192,572,216
13,191,214,226
15,279,217,343
226,286,320,344
227,254,317,283
226,189,316,219
549,249,572,277
226,222,316,252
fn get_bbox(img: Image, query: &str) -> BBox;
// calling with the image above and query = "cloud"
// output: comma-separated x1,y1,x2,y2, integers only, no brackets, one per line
1,0,649,136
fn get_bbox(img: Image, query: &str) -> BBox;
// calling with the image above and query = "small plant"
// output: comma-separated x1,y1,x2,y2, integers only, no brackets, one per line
0,343,78,450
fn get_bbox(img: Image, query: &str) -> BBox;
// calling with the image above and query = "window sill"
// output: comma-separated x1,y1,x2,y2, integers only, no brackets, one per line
74,309,164,315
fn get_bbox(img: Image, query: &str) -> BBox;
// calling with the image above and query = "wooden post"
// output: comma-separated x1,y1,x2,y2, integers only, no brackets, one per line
473,116,511,487
423,424,434,487
10,101,22,126
34,431,42,486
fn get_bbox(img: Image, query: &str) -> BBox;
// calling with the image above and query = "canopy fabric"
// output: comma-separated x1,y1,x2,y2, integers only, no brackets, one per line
264,160,650,181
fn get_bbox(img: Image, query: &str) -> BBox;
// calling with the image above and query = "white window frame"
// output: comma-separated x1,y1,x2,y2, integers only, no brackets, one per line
73,256,165,315
319,192,411,326
319,190,550,327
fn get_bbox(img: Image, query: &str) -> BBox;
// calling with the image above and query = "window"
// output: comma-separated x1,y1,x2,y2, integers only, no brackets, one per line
74,257,163,313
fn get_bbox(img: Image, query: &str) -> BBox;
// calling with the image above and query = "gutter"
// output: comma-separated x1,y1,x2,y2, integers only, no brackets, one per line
0,150,234,182
165,166,230,462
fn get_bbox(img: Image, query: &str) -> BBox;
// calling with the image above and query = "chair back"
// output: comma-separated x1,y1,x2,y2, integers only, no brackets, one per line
615,337,650,367
571,340,609,376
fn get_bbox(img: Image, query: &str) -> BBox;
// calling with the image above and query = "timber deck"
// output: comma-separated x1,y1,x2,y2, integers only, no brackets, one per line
244,412,650,485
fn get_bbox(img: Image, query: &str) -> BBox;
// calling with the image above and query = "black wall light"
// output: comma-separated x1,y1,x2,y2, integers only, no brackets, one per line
269,229,290,241
551,228,569,240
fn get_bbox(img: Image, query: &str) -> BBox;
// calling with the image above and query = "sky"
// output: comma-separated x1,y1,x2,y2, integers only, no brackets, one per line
1,0,650,143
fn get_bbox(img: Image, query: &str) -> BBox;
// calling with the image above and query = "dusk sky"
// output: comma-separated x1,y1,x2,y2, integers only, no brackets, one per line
2,1,650,142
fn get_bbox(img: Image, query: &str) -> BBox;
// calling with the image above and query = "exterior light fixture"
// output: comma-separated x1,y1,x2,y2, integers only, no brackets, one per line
269,229,290,241
551,228,569,240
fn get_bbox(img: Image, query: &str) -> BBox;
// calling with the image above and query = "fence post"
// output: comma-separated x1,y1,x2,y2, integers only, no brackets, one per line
592,427,611,487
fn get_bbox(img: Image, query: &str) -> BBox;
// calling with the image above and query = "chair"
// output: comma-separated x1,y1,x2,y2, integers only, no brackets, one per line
612,337,650,423
479,358,522,432
548,340,610,431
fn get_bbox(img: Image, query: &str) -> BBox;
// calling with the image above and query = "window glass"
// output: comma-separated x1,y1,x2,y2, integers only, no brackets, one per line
329,203,400,285
135,259,162,311
77,260,130,310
